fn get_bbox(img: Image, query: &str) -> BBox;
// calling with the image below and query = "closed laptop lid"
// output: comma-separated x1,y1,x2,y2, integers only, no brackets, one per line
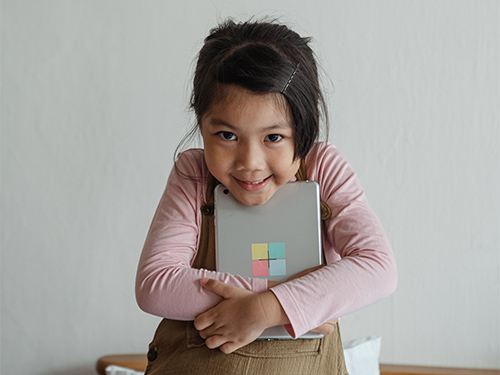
214,181,324,340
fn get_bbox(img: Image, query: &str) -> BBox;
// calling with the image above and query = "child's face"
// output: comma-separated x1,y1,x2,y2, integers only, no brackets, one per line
200,85,301,206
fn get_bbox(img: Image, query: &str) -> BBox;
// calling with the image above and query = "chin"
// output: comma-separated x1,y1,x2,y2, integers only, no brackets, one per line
235,193,271,207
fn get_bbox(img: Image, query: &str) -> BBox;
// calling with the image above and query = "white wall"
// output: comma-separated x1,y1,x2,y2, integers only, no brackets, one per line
1,1,498,374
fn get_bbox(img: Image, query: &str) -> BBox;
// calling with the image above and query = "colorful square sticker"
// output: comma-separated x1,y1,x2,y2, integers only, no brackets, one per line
251,242,286,277
268,242,285,259
252,260,269,277
269,259,286,276
251,243,268,260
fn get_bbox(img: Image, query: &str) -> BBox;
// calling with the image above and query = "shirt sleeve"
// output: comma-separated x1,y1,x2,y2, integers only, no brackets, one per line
135,149,268,321
270,143,398,337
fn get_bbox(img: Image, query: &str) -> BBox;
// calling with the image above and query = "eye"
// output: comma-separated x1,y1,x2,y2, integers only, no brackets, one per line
218,131,237,141
265,134,283,143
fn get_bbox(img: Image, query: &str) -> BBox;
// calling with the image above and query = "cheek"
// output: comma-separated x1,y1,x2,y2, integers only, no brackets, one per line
204,149,228,180
203,147,217,172
203,140,220,162
275,159,300,181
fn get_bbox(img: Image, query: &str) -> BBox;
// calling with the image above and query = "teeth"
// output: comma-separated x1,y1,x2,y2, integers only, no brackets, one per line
246,179,264,185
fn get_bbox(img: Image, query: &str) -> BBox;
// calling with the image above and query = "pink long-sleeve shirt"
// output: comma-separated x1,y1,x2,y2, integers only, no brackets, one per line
136,142,397,337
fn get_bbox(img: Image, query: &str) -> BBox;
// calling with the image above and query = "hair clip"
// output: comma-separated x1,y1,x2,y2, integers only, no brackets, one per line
281,63,300,94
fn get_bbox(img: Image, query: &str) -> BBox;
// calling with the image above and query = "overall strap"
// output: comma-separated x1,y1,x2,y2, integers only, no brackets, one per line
192,174,219,271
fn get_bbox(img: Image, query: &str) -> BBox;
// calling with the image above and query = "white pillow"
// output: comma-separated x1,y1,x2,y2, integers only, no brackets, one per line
105,365,144,375
343,336,382,375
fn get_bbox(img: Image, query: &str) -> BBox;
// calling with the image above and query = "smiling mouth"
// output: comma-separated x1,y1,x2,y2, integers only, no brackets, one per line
245,178,266,185
234,175,272,191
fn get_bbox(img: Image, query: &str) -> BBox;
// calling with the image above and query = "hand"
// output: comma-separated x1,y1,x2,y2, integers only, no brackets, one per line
310,318,338,335
267,280,281,288
194,278,287,354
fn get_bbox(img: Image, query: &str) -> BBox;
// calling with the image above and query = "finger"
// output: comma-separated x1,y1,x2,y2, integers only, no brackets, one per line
219,342,239,354
200,278,237,299
310,319,338,335
198,321,223,339
205,334,228,350
310,324,333,335
198,325,212,339
194,311,213,331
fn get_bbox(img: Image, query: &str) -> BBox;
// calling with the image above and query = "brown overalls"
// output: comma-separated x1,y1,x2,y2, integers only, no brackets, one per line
144,166,348,375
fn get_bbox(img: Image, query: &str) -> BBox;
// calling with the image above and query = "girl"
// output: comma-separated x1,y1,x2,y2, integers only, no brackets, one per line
136,19,397,374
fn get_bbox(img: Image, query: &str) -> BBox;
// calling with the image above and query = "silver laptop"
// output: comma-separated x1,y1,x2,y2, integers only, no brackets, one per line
214,181,324,340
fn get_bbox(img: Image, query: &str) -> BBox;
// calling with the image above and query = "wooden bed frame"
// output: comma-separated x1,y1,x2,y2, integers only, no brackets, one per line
379,364,499,375
96,354,500,375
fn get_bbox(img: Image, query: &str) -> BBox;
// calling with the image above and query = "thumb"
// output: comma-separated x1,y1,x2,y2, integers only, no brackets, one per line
200,278,236,299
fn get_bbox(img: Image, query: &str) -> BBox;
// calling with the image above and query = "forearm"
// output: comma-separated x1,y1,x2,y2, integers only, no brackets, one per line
136,266,268,320
270,251,397,337
258,290,290,328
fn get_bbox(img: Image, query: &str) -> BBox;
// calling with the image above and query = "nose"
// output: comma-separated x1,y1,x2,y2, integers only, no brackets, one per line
235,142,265,172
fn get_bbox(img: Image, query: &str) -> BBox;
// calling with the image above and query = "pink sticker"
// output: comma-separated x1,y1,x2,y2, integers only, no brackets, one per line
252,260,269,277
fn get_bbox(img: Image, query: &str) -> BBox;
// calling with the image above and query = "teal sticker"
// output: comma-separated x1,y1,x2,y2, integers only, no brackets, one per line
268,242,285,259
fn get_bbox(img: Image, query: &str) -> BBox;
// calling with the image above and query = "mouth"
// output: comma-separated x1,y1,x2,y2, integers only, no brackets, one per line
233,175,272,191
244,178,267,185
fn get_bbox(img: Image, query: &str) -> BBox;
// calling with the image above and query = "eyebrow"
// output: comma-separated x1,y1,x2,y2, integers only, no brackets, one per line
207,118,291,131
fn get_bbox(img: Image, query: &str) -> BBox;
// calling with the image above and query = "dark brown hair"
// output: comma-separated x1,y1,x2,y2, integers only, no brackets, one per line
177,19,328,162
